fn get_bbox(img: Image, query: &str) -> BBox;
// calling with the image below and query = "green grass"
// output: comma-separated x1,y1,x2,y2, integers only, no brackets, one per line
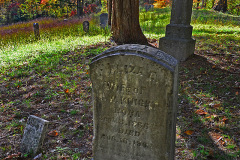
0,35,107,69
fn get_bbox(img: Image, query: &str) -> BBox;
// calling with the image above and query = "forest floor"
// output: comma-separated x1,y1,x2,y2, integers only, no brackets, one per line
0,34,239,159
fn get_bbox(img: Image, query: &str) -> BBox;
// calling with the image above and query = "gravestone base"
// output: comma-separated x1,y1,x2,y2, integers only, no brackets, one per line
159,37,196,61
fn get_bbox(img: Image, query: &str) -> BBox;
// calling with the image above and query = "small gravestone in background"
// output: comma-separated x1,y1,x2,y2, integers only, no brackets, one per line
20,115,49,156
83,21,90,33
100,13,108,28
33,23,40,40
145,4,150,11
90,44,179,160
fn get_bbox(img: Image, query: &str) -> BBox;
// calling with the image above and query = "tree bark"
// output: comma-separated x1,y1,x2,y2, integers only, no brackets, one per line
108,0,112,26
77,0,84,16
213,0,227,12
201,0,205,8
111,0,148,45
197,0,200,9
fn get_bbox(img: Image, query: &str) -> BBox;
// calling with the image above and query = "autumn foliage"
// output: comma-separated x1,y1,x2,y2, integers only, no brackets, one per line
153,0,171,8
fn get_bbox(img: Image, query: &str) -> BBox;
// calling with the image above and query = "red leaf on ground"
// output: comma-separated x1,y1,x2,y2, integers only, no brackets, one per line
64,89,69,94
213,103,221,108
48,130,59,137
4,152,21,159
195,109,208,115
221,117,228,124
184,130,194,135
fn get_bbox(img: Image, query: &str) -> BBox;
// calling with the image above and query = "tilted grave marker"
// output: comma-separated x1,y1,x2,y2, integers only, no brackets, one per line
20,115,49,156
83,21,90,33
90,44,179,160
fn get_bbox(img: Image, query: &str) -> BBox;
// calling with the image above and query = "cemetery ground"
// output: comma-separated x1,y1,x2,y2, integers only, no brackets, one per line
0,9,240,159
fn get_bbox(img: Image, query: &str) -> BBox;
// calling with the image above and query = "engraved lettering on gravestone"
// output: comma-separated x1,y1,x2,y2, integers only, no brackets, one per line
20,115,49,156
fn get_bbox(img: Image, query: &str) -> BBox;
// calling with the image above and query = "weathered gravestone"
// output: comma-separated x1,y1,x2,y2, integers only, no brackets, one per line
83,21,90,32
33,23,40,40
100,13,108,28
20,115,49,156
90,44,179,160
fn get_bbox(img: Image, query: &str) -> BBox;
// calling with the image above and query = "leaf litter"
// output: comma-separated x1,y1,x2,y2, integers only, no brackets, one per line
0,38,239,159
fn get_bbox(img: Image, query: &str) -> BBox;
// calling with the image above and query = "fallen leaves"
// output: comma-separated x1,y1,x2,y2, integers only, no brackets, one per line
48,130,59,137
184,130,194,135
221,117,228,124
64,89,70,94
4,152,21,160
209,132,225,146
195,109,208,115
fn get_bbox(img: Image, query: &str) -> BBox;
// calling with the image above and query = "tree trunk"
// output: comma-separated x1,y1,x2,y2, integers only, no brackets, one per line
197,0,200,9
108,0,112,26
213,0,227,12
77,0,84,16
111,0,148,45
211,0,215,8
201,0,205,8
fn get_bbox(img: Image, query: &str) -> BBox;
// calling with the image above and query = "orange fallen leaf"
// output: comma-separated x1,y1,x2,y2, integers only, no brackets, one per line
4,152,21,160
195,109,208,115
212,65,216,68
184,130,194,135
236,91,239,95
64,89,69,94
222,117,228,123
48,130,58,137
213,104,221,108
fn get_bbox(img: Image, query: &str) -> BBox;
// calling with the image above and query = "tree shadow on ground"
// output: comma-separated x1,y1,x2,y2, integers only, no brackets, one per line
176,54,239,159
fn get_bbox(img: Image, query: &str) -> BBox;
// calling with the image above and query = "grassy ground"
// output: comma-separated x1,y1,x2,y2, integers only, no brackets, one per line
0,9,239,159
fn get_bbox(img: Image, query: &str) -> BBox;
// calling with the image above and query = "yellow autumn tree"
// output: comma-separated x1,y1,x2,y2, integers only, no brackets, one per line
153,0,170,8
0,0,5,7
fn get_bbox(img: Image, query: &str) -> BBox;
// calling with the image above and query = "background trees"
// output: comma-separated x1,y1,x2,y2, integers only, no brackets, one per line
0,0,239,25
0,0,101,24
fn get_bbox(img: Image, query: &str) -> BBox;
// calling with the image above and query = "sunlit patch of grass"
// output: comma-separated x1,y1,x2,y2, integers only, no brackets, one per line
139,8,171,38
192,9,240,26
0,35,108,70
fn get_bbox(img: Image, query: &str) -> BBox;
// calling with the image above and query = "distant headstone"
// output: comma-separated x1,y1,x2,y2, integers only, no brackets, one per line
145,4,153,11
33,23,40,40
83,21,90,32
90,44,179,160
100,13,108,28
20,115,49,156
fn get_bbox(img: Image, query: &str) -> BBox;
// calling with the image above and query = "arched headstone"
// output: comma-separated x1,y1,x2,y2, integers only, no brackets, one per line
90,44,179,160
